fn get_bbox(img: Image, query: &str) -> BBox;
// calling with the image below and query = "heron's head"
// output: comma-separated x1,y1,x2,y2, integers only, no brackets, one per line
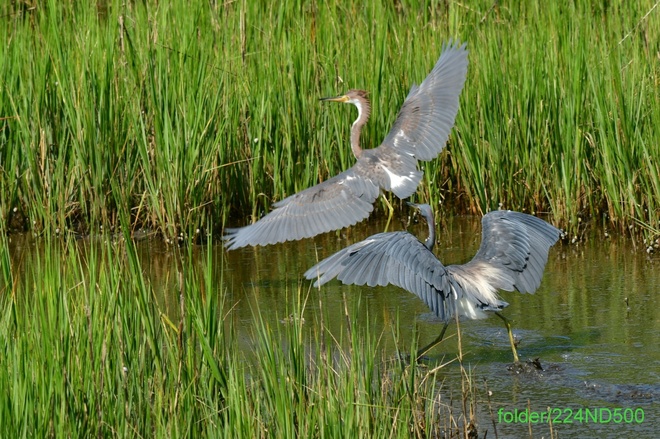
407,202,434,225
320,89,371,126
321,90,371,110
407,202,436,251
320,89,369,105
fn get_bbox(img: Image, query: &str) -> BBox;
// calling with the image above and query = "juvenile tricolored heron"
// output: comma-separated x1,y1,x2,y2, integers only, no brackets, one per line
224,40,468,250
304,203,561,362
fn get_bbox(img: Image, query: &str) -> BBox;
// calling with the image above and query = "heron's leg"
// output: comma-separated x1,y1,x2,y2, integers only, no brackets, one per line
416,321,450,360
380,193,394,231
495,312,520,363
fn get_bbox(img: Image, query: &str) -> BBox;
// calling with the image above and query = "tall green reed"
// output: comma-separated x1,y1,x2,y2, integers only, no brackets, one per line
1,0,659,242
1,231,488,437
454,0,660,240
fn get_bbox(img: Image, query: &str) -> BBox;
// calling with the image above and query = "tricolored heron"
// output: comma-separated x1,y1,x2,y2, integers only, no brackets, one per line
224,40,468,250
304,203,561,362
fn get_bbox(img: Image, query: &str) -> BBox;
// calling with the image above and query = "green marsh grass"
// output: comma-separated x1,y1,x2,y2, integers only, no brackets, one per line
2,3,655,435
1,1,659,243
0,233,493,437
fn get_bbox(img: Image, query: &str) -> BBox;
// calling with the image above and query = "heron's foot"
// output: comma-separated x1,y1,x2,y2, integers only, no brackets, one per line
507,357,545,374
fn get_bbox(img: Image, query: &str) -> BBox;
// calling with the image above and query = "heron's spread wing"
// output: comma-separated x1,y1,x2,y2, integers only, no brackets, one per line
223,168,380,249
304,231,457,321
380,40,468,162
306,210,560,322
447,211,561,311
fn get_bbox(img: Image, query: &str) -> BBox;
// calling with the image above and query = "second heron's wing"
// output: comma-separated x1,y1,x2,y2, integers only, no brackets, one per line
304,231,457,321
223,167,381,250
379,40,468,166
446,211,561,315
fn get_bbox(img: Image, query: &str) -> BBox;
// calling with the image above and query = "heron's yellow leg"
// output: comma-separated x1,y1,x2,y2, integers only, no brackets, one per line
381,194,394,231
495,312,520,363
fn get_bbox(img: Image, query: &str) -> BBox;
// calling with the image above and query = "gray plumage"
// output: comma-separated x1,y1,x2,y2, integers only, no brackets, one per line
304,204,561,322
224,40,469,250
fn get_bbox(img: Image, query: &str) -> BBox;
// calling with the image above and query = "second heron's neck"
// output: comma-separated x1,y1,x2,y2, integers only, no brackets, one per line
350,99,370,159
425,222,435,251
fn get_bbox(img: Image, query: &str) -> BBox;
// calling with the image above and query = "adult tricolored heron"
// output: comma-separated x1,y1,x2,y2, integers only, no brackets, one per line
224,40,468,250
304,203,561,362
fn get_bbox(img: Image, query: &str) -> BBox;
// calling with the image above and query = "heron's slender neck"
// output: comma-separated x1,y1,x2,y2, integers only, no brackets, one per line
349,95,371,159
423,211,436,251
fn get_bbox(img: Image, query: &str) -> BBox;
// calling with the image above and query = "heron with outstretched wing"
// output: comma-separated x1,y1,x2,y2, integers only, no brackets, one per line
224,40,468,249
305,203,561,362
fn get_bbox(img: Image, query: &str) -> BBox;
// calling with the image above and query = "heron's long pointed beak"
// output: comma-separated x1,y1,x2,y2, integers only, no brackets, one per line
406,201,420,209
320,94,349,103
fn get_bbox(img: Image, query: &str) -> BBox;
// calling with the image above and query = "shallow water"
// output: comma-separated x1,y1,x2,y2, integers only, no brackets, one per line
218,214,659,438
7,214,659,438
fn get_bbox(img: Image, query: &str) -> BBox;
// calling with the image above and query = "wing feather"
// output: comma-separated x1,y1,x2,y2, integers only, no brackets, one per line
306,210,560,322
223,168,380,249
305,231,456,321
446,211,561,308
380,40,469,161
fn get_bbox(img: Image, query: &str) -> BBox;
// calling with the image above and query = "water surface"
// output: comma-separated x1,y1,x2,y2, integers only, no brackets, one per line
217,214,659,438
6,214,659,438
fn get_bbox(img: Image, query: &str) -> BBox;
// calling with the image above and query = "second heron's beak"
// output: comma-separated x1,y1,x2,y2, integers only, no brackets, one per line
320,94,349,103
